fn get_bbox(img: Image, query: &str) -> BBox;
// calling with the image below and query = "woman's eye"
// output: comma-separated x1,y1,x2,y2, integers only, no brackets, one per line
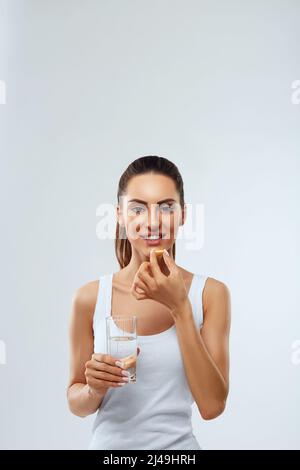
129,204,174,215
160,205,174,213
130,206,146,215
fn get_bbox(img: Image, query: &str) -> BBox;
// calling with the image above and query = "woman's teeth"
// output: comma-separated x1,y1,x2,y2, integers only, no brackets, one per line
141,235,163,239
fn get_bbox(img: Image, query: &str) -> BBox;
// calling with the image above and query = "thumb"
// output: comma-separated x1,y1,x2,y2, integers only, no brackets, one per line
163,249,175,271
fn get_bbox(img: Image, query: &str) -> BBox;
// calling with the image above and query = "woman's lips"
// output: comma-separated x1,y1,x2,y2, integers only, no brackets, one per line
142,238,163,246
140,234,165,246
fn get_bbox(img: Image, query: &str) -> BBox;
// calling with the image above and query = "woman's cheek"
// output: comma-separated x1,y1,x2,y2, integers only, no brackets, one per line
126,217,149,244
126,217,141,241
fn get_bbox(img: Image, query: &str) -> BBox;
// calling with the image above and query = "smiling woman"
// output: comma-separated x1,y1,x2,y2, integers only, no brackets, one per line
67,155,231,450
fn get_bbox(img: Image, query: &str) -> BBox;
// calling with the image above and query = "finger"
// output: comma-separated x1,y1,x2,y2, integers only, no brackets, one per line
92,370,129,383
135,292,147,300
131,282,141,296
145,262,155,278
119,352,137,369
90,361,126,377
140,261,154,278
116,347,141,369
131,287,147,301
88,378,125,389
150,248,164,280
162,249,176,273
92,353,121,367
139,267,156,290
134,285,146,294
134,275,148,292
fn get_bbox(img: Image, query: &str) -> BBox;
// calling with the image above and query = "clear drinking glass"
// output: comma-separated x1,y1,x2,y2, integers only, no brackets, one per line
106,315,137,383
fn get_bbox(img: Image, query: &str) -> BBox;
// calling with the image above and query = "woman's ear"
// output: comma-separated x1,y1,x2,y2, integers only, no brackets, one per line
116,205,127,239
116,204,125,227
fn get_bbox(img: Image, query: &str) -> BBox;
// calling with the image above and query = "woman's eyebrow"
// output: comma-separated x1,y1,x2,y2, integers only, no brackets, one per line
128,198,177,205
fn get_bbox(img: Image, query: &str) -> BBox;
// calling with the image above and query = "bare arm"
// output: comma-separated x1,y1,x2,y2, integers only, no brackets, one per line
67,282,105,417
67,282,131,418
173,278,231,420
130,253,231,421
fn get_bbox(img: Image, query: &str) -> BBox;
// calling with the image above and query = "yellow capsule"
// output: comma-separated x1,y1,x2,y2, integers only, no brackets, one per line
154,249,164,258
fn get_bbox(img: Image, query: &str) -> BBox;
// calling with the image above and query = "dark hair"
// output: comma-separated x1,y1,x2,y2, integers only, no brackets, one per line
115,155,185,268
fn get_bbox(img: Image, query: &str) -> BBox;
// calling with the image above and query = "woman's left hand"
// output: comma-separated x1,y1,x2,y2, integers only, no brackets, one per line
130,249,190,316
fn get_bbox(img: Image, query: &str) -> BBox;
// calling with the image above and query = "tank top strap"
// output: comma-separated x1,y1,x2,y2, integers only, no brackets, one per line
93,273,113,332
190,273,209,329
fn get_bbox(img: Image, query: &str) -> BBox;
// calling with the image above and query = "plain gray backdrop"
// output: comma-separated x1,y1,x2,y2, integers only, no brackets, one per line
0,0,299,449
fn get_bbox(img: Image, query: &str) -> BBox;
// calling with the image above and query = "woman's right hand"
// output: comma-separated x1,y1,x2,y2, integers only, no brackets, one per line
84,348,140,395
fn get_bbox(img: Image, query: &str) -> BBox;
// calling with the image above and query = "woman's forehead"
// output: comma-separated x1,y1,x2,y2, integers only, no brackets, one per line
125,174,178,200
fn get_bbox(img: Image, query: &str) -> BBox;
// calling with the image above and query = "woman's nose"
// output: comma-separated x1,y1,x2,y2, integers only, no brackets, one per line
147,204,160,232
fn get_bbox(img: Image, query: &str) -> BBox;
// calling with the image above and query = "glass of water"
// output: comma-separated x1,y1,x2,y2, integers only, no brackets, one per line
106,315,137,383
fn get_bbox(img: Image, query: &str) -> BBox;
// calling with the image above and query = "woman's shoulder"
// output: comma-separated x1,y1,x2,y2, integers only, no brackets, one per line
203,276,230,298
201,276,231,320
71,280,100,320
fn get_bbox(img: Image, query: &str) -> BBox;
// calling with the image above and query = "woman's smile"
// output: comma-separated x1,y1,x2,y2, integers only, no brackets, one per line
139,232,167,246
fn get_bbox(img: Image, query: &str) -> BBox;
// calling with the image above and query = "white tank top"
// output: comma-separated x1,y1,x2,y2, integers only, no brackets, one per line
88,272,208,450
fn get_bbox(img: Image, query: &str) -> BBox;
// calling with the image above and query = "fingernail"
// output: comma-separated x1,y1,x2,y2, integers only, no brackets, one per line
116,361,125,368
117,382,126,386
122,377,129,382
164,249,169,256
121,370,130,377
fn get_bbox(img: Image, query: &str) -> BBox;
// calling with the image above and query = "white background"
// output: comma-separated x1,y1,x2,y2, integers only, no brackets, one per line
0,0,299,449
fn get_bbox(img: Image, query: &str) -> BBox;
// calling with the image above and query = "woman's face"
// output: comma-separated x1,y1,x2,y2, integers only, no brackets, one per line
117,173,185,258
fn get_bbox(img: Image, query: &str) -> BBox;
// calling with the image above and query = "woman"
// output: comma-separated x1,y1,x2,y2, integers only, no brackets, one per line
67,155,231,450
